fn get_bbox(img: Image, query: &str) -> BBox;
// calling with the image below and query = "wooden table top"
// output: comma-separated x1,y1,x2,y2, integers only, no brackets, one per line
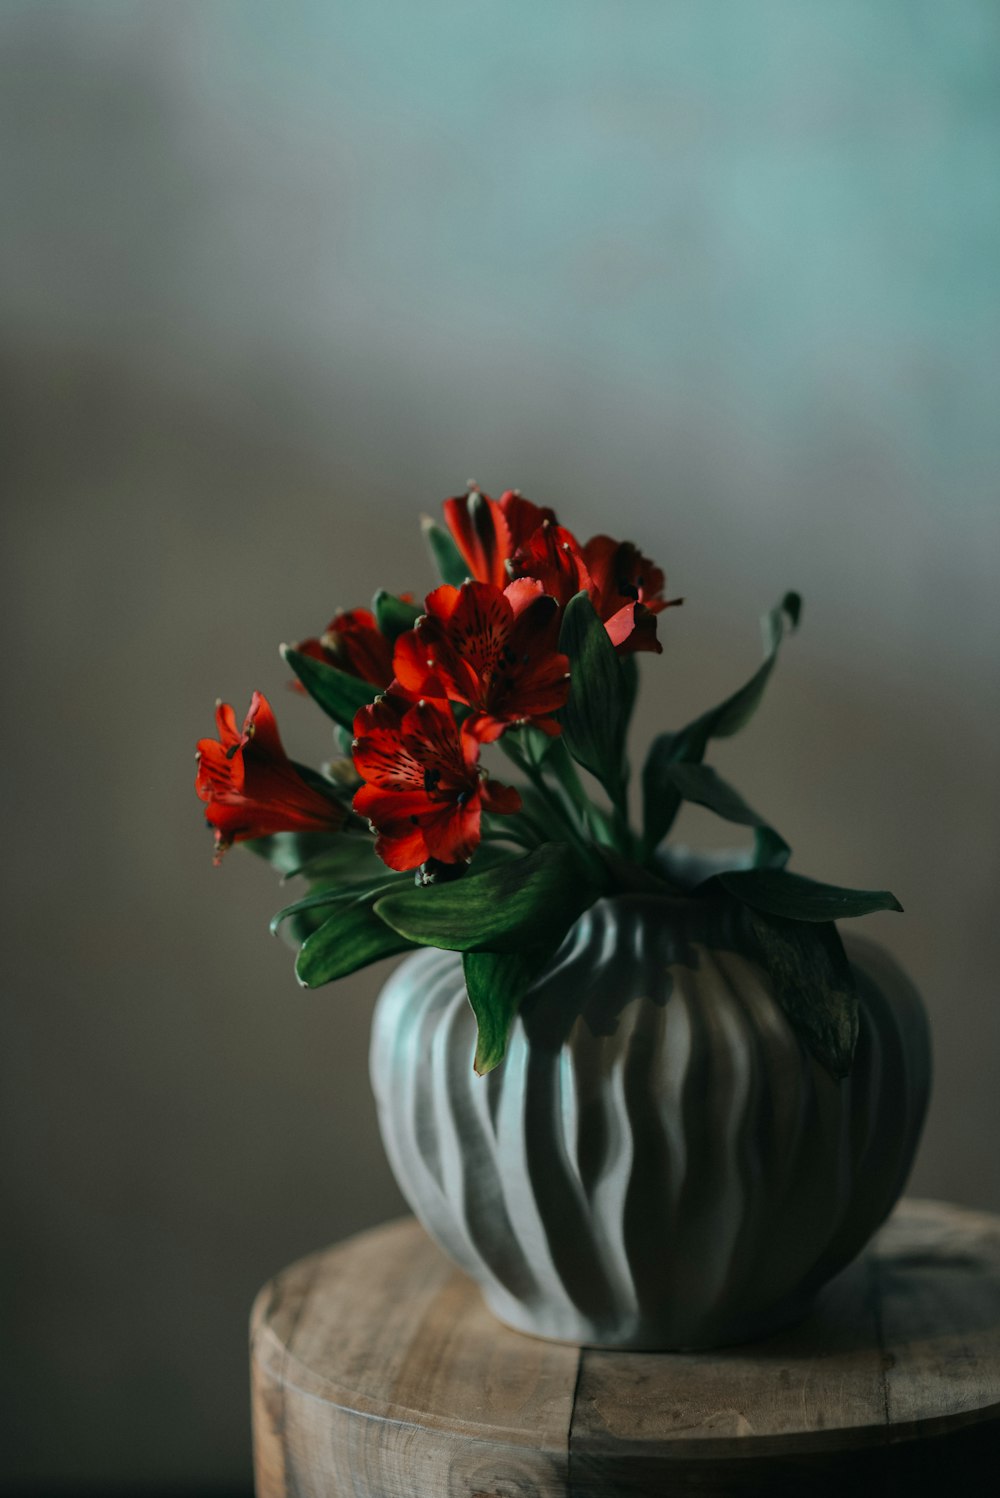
251,1198,1000,1497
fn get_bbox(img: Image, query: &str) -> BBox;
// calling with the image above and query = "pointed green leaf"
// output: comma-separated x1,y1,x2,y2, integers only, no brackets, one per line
538,738,615,847
753,827,794,870
270,876,357,947
517,724,559,769
249,832,383,887
714,867,903,922
245,830,349,878
463,941,562,1074
652,762,790,869
483,780,568,851
422,517,469,586
480,811,544,850
372,590,421,643
281,645,377,730
271,877,404,936
642,592,801,852
747,910,859,1078
374,843,600,952
620,652,639,731
275,895,340,948
558,592,629,807
295,890,415,986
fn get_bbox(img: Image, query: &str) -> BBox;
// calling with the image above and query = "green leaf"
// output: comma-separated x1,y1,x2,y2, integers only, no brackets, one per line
641,592,801,852
467,842,521,871
246,830,382,885
285,839,383,884
651,762,790,870
281,645,377,730
295,889,415,986
483,779,566,851
271,877,404,936
747,910,859,1078
518,724,559,769
463,941,562,1074
245,831,341,878
372,590,421,643
275,893,340,947
374,843,601,952
714,867,903,922
655,842,754,890
558,592,629,807
620,652,639,731
422,516,469,586
480,811,544,850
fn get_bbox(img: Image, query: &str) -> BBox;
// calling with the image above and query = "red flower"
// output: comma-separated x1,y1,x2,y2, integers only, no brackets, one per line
196,692,345,863
442,487,557,589
292,608,394,688
352,694,521,870
509,519,591,607
500,489,558,550
581,535,683,654
442,487,680,654
392,579,571,742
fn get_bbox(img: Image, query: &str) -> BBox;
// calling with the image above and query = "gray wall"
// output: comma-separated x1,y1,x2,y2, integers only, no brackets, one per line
3,2,998,1489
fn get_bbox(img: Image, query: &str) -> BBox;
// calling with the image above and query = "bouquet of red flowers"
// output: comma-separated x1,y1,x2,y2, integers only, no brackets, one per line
196,486,900,1077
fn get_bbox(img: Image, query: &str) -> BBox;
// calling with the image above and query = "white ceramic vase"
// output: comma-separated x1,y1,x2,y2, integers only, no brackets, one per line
369,894,931,1350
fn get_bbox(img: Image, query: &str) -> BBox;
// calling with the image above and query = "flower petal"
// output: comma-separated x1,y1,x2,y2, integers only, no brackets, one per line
352,712,426,789
391,625,456,701
353,783,434,821
195,692,345,855
439,581,513,683
373,821,432,871
392,617,479,705
320,608,395,686
511,522,590,606
580,533,680,652
481,778,523,815
502,576,546,617
422,584,462,622
422,796,482,863
498,491,558,550
442,490,510,589
400,699,473,781
244,690,285,760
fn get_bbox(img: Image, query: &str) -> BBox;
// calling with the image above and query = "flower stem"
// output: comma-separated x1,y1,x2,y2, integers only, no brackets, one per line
500,737,601,872
546,740,597,826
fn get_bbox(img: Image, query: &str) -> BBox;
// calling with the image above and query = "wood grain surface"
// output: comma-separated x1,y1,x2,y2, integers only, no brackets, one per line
250,1199,1000,1497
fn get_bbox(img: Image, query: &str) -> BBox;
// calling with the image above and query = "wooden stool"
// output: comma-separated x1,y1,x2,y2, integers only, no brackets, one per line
251,1199,1000,1496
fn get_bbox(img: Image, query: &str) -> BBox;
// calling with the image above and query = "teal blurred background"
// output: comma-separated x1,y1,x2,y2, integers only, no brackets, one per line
3,2,999,1490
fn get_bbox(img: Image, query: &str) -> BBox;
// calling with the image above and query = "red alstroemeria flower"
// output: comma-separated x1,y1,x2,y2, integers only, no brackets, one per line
392,579,571,741
443,487,680,654
352,694,522,870
581,535,683,654
196,691,345,863
500,489,558,550
442,487,557,589
509,519,592,607
292,607,394,688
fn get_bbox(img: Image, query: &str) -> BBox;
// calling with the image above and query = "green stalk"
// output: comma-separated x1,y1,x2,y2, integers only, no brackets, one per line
546,740,598,827
499,737,604,877
599,757,633,857
480,827,539,851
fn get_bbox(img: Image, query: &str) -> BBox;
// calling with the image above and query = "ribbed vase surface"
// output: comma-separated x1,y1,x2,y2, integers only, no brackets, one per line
370,895,930,1349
